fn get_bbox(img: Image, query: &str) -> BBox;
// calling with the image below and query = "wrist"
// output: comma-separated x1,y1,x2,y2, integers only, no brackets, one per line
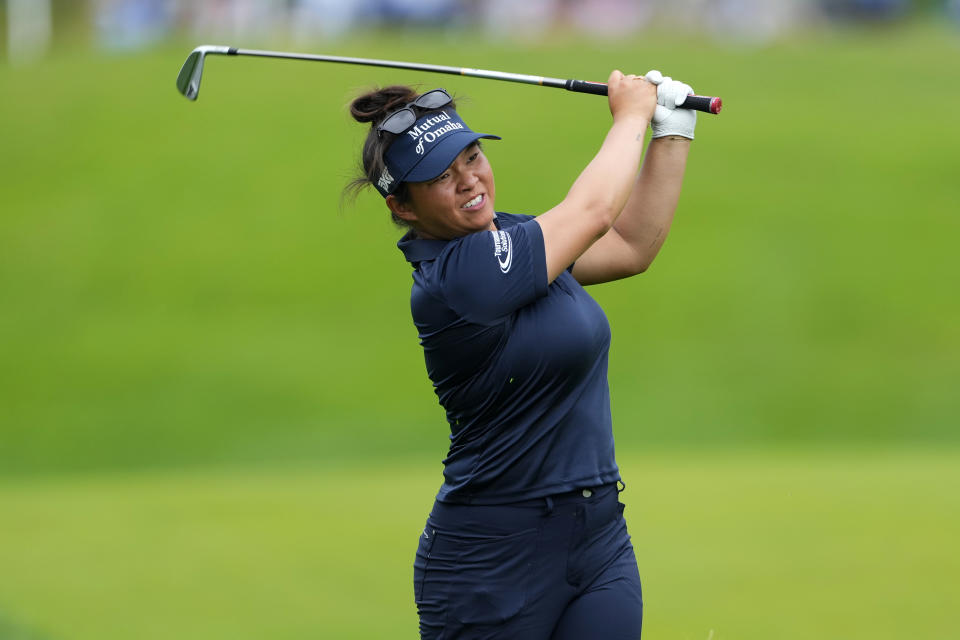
650,134,693,143
612,112,650,128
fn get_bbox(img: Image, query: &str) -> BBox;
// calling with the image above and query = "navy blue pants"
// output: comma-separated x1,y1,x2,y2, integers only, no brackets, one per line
413,483,643,639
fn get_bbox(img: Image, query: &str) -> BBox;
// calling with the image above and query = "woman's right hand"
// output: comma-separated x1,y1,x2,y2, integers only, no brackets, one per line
606,69,657,125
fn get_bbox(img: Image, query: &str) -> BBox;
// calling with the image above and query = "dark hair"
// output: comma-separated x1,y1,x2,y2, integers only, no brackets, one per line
343,85,458,227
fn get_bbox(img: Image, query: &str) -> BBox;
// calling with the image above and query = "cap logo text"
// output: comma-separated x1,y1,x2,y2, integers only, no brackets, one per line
408,111,465,155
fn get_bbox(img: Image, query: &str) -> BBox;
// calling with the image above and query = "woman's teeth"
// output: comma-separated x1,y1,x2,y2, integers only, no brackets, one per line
462,194,483,209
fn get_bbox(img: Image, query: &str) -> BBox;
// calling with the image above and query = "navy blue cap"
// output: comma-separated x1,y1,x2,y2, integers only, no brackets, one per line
375,107,500,198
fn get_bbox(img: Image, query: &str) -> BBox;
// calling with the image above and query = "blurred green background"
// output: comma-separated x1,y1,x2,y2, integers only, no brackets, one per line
1,8,959,640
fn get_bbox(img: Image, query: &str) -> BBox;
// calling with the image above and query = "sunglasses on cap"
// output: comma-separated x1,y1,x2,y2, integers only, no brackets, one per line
376,89,453,138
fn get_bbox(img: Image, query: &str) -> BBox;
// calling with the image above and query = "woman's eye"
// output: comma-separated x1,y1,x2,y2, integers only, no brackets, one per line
468,153,479,163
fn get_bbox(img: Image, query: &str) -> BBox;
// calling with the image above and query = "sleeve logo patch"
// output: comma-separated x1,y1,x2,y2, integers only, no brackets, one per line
490,230,513,274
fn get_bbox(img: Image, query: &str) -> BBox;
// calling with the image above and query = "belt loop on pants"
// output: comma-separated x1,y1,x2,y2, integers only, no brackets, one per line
617,479,626,493
544,495,555,515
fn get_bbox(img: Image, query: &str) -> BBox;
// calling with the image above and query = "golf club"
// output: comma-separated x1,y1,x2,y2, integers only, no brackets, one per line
176,45,722,114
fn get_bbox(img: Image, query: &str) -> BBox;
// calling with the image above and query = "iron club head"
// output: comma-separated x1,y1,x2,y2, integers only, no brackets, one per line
176,45,231,101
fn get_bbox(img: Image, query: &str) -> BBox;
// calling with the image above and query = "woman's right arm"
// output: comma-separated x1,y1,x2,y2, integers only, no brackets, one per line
535,70,657,283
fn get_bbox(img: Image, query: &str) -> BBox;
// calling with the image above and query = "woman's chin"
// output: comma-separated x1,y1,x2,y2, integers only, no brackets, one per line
466,206,495,230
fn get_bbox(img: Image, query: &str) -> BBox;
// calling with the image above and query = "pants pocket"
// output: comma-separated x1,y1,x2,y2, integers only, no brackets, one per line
414,524,438,603
415,524,456,640
446,526,540,626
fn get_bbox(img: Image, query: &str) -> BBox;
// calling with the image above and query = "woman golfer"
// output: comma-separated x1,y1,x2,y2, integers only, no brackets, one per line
347,69,696,639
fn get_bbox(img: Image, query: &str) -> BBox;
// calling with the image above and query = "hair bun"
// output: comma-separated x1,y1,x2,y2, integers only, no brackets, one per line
350,86,419,124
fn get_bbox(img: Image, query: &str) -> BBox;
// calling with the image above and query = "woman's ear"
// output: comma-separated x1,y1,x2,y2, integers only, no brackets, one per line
386,194,417,225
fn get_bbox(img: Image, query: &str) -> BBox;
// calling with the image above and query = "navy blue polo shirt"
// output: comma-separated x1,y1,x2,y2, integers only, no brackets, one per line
398,212,620,504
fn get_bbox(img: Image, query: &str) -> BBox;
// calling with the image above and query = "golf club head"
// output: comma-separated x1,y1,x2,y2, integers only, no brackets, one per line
176,45,231,101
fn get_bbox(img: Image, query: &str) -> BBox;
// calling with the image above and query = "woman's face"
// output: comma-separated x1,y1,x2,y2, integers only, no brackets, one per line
390,142,496,240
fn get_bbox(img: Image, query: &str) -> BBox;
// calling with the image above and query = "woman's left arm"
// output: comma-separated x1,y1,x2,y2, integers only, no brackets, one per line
571,136,690,285
572,71,696,286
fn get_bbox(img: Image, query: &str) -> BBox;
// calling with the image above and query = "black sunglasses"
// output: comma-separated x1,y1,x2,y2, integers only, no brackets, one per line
376,89,453,138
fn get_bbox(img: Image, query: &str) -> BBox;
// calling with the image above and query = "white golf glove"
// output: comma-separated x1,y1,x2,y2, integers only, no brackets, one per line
645,69,696,140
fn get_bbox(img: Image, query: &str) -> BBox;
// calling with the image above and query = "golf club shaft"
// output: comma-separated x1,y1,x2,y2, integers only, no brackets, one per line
224,47,722,114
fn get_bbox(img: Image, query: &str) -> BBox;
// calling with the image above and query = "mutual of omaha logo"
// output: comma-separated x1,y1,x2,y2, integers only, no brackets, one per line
408,111,465,155
377,168,394,192
490,230,513,274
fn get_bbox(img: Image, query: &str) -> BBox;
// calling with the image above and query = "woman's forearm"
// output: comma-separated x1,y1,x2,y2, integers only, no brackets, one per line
614,135,690,271
565,116,649,230
535,71,658,282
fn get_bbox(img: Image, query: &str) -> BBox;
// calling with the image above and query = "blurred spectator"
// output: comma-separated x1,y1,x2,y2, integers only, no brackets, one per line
186,0,286,41
818,0,912,20
565,0,654,38
655,0,812,43
946,0,960,22
374,0,466,25
95,0,175,50
702,0,810,43
7,0,52,64
480,0,560,40
288,0,371,41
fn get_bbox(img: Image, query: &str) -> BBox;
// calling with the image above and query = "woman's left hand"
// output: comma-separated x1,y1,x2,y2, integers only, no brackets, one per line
645,69,697,140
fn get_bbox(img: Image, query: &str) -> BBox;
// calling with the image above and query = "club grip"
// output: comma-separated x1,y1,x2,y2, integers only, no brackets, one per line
682,95,722,114
565,79,722,114
565,79,610,95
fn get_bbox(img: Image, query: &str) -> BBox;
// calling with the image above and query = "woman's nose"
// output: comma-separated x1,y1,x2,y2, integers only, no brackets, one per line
459,170,479,190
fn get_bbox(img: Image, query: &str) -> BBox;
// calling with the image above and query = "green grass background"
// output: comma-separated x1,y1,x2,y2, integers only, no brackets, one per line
1,21,958,639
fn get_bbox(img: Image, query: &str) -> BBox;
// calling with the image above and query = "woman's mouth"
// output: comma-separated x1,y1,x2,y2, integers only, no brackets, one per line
461,194,485,210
